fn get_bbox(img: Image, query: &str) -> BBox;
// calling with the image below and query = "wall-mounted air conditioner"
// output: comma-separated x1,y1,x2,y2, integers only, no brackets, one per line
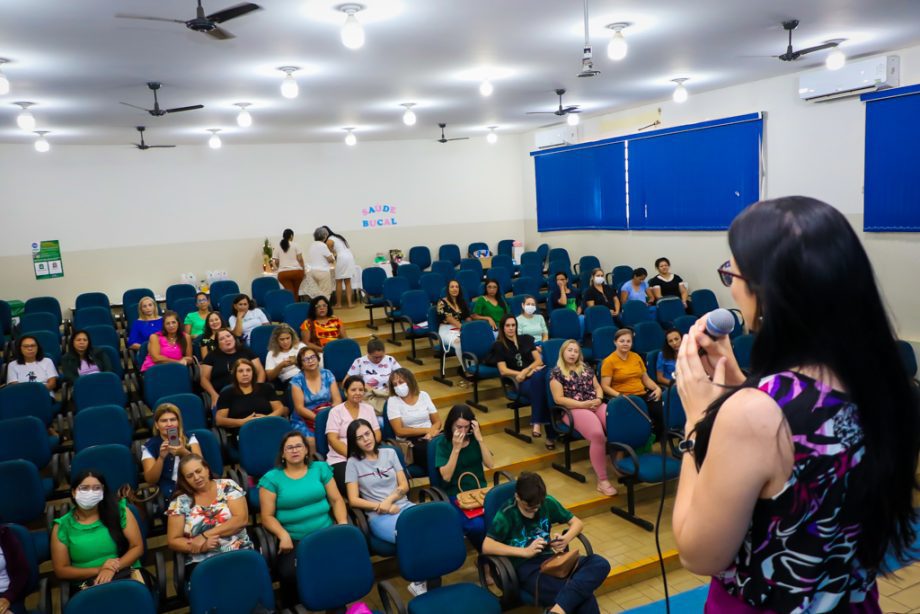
534,124,579,149
798,55,899,102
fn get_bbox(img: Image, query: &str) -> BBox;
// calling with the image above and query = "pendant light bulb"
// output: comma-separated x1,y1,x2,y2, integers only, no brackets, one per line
207,129,222,149
344,128,357,146
479,79,494,97
605,23,629,61
339,4,366,50
0,59,10,96
278,67,300,99
566,113,580,127
34,130,50,153
15,102,36,131
235,103,252,127
826,48,846,70
671,78,689,103
486,126,498,144
401,103,417,126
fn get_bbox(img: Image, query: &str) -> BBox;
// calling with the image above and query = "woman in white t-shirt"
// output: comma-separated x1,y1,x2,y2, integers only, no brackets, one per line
385,368,441,473
322,225,358,309
303,227,335,300
264,324,306,390
273,229,306,301
5,335,58,397
228,293,269,345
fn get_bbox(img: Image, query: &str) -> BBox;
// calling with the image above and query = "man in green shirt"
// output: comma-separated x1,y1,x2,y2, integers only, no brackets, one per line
483,472,610,614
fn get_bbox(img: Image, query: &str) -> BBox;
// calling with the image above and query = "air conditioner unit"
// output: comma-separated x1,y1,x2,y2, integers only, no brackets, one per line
798,55,899,102
534,124,579,149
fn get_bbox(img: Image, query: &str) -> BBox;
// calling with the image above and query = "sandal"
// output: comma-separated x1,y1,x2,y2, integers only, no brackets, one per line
545,440,556,450
531,430,543,438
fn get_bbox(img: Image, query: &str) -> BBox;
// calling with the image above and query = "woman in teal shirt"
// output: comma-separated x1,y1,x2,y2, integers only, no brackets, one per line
51,470,145,592
471,278,509,333
259,431,347,608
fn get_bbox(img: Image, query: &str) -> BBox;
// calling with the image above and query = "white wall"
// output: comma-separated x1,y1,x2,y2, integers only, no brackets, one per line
521,43,920,342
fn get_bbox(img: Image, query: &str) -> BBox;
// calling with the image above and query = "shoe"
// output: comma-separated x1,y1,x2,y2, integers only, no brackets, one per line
531,430,543,438
597,481,618,497
545,440,556,450
408,581,427,596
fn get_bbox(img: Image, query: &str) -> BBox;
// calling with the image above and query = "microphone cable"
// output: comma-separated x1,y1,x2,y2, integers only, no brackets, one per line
654,378,676,614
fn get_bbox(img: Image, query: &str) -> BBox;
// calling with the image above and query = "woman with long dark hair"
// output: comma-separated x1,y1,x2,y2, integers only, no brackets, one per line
273,229,306,301
322,225,358,309
672,196,920,612
5,335,58,395
60,329,114,383
140,310,193,372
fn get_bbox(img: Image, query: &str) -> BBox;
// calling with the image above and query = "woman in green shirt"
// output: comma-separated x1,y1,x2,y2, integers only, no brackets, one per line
51,470,145,592
259,431,348,608
183,292,212,338
471,278,509,333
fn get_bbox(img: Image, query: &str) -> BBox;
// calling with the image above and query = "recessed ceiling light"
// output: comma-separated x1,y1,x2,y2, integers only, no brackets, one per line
338,4,366,50
278,66,300,99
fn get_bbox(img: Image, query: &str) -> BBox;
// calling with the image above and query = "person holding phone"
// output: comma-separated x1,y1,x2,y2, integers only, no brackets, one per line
141,404,203,501
264,324,306,390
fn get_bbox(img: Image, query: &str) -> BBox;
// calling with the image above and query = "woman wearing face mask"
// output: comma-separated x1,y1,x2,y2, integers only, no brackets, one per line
183,293,212,338
140,310,193,373
385,368,441,473
127,296,162,351
515,295,548,343
289,347,342,457
141,403,203,501
300,296,346,354
656,329,682,386
264,324,306,389
324,376,381,496
60,329,113,383
228,293,269,346
582,267,621,318
600,328,663,437
5,335,58,396
197,311,226,360
51,471,146,593
200,328,264,409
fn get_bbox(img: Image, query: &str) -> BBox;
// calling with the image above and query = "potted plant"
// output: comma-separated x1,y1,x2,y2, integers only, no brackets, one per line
262,239,273,272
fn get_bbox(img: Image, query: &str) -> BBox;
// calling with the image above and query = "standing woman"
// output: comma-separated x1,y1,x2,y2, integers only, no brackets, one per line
264,324,306,389
436,280,471,374
127,296,162,351
299,296,346,353
140,310,193,372
273,229,306,301
303,227,335,301
183,293,212,338
141,403,203,501
289,347,342,456
672,197,919,612
322,225,357,309
197,311,226,360
324,376,381,496
60,330,114,383
471,279,509,334
582,267,621,318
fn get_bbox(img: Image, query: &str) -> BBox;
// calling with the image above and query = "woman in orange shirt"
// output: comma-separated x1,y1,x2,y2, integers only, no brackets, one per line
300,296,347,354
600,327,663,436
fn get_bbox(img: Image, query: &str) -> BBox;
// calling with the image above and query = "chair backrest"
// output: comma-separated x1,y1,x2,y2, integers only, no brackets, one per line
382,276,410,307
188,428,224,477
275,303,307,337
690,289,719,316
419,272,446,304
490,254,513,271
361,266,387,297
238,416,291,477
610,265,634,291
84,325,120,352
172,297,197,324
454,269,481,302
620,300,652,327
430,260,456,283
218,296,237,322
0,382,54,426
897,340,918,378
397,290,429,327
4,523,40,595
673,315,696,335
0,300,12,336
142,363,193,407
165,283,197,311
645,349,660,378
549,308,581,342
590,325,618,364
396,502,467,581
606,396,653,449
483,480,516,533
633,321,666,356
512,277,540,300
507,294,525,318
467,241,489,257
380,402,396,440
408,246,432,271
73,405,133,452
156,393,209,431
26,329,61,364
251,276,281,308
314,408,332,459
248,324,277,363
547,259,571,279
520,251,542,268
0,460,45,524
70,444,138,491
584,305,614,334
75,292,111,311
519,264,545,286
438,244,461,267
97,345,125,380
732,334,755,372
296,525,375,610
662,387,686,430
397,263,422,290
64,572,156,614
535,243,549,264
426,434,448,490
656,298,686,329
209,280,241,307
24,296,63,327
497,239,515,258
548,247,570,266
73,372,127,414
460,320,495,360
188,549,275,614
0,416,51,468
489,266,513,295
19,312,60,338
459,258,483,279
541,338,565,372
577,255,601,275
122,288,154,309
73,306,115,331
323,338,362,382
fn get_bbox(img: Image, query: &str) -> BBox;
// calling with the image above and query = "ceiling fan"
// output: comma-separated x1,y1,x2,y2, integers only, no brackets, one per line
115,0,262,40
132,126,176,150
436,123,469,144
775,19,841,62
120,82,204,117
527,89,581,117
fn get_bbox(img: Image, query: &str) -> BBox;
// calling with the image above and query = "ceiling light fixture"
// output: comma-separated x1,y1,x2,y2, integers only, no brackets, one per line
486,126,498,144
344,127,357,146
605,23,630,61
479,80,494,97
0,59,10,96
278,66,300,99
34,130,50,153
15,102,36,131
207,128,222,149
338,4,366,50
400,103,417,126
825,43,847,70
671,78,689,103
567,113,580,127
234,103,252,127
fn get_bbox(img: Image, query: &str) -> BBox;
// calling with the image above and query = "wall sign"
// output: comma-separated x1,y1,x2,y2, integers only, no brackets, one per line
361,204,399,228
32,240,65,280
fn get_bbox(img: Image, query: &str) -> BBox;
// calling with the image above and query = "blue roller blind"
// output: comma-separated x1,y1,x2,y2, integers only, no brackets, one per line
861,85,920,232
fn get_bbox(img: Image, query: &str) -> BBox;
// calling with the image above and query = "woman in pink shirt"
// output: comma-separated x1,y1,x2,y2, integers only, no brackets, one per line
141,311,193,372
325,376,381,496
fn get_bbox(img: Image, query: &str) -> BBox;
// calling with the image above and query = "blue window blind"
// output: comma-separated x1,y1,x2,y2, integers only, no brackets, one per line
626,114,763,230
861,85,920,232
533,140,627,231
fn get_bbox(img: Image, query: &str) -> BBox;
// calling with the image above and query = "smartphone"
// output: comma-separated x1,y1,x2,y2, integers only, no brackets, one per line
166,426,180,447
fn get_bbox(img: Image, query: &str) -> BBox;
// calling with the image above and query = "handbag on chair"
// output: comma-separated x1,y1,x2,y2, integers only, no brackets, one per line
454,471,491,510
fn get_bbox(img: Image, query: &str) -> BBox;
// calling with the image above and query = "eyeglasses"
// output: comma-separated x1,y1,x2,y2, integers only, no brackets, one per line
284,444,305,452
76,485,104,493
717,260,748,288
196,298,209,304
302,355,319,363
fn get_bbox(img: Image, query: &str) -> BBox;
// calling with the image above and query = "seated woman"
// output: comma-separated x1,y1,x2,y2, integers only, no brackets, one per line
346,337,402,414
141,403,203,501
548,271,579,313
483,472,610,614
289,347,342,457
300,296,346,354
51,471,146,593
200,328,265,409
59,329,113,383
197,311,226,360
385,368,441,473
600,327,663,436
619,268,653,306
140,310,193,373
214,358,286,441
127,296,162,351
264,324,306,390
259,431,347,608
648,257,688,307
183,293,212,338
435,280,471,375
655,329,681,386
228,293,269,346
582,267,621,318
435,404,495,551
491,314,553,447
471,278,509,334
549,340,616,496
5,335,58,397
0,524,34,614
515,295,548,343
325,376,381,496
166,455,252,581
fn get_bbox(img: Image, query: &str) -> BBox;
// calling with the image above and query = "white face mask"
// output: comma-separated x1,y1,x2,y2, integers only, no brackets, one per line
593,276,605,285
75,490,104,510
523,304,537,315
394,383,410,398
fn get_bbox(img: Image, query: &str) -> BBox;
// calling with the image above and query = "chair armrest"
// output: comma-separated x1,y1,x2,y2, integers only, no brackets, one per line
665,428,685,458
378,579,407,614
251,526,277,569
59,579,71,610
606,441,640,478
173,550,189,600
349,507,371,541
574,533,594,556
477,554,518,609
154,549,167,603
417,486,449,502
499,375,522,399
461,351,480,376
189,360,201,384
39,577,50,614
492,471,514,486
549,404,576,437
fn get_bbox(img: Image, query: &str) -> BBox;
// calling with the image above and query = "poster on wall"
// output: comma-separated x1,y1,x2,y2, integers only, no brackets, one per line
361,204,398,229
32,240,64,280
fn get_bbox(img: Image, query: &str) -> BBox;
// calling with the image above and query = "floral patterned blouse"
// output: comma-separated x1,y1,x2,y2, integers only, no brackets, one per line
301,317,343,347
166,478,253,563
436,298,470,325
550,366,599,402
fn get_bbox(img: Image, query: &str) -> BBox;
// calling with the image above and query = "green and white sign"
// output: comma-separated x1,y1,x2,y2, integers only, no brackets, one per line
32,240,64,280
